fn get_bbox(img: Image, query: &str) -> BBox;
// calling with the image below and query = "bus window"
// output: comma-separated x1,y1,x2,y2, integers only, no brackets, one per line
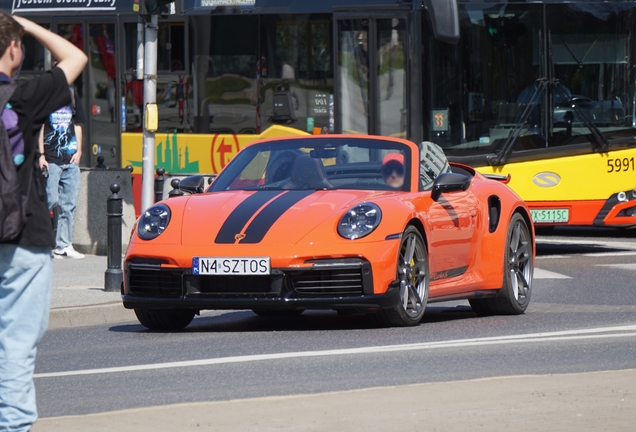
377,18,407,137
191,15,258,134
548,3,634,147
259,14,333,135
424,4,546,160
338,18,370,134
157,22,185,72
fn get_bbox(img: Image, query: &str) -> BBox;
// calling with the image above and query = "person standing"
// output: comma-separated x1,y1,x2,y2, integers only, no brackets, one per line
0,12,87,432
38,83,86,259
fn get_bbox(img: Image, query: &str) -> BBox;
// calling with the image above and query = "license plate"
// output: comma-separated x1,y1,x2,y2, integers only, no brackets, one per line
530,208,569,224
192,257,270,275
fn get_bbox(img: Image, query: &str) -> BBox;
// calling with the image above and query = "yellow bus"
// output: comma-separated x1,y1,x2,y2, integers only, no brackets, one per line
124,0,636,227
13,0,636,226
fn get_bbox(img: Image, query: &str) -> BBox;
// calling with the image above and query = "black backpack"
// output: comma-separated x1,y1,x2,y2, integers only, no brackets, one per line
0,82,27,242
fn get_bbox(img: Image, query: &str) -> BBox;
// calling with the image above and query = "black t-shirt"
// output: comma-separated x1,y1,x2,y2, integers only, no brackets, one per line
5,68,72,247
42,86,86,165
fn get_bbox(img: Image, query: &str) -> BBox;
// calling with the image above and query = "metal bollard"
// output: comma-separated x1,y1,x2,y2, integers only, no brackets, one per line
105,182,123,292
96,156,107,169
168,178,184,198
154,167,165,202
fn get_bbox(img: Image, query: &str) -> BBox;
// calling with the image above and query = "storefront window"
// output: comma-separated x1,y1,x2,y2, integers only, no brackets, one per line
21,23,50,72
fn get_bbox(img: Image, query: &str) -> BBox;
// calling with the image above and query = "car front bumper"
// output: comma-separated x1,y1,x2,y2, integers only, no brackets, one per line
122,258,401,311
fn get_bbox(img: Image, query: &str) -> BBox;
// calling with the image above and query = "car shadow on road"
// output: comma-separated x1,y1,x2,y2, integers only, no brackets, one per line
108,305,478,334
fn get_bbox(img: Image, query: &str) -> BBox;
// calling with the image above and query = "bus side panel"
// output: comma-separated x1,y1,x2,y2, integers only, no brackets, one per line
474,148,636,227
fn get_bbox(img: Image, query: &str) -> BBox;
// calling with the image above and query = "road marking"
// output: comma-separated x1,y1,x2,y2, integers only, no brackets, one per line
534,268,571,279
597,263,636,271
34,325,636,379
539,238,636,251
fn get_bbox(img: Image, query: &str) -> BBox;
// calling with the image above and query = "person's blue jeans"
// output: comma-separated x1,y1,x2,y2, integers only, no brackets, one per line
0,244,52,432
46,163,80,250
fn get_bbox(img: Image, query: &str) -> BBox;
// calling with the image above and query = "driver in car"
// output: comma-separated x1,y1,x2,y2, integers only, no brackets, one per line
381,153,405,188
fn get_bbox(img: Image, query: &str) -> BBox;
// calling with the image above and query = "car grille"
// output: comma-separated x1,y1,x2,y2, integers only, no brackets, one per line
126,259,371,298
127,265,182,298
186,275,276,295
290,268,364,295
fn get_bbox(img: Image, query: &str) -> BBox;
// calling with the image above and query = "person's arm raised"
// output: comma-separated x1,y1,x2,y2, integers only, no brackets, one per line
12,15,87,85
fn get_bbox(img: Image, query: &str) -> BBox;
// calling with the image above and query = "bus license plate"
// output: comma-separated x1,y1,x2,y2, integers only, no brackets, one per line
530,209,569,224
192,257,270,275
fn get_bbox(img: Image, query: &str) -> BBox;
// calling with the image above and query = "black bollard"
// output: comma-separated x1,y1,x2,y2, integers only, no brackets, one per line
105,182,123,292
168,178,184,198
96,156,107,169
154,167,165,202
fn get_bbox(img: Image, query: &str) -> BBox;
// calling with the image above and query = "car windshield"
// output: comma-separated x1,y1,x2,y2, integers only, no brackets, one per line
209,137,411,192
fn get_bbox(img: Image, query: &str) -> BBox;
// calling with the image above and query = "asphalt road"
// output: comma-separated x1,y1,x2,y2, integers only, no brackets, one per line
33,227,636,424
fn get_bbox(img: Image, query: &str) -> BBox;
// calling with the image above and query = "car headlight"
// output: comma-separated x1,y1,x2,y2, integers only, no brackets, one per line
338,203,382,240
137,204,171,240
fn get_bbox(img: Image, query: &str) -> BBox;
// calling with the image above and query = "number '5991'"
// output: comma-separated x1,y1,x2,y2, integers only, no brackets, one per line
607,158,635,173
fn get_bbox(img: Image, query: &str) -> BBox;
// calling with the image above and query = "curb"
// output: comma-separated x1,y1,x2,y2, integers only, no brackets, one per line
48,303,136,329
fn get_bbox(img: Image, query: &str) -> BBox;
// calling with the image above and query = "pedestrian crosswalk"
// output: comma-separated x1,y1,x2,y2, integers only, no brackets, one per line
534,268,571,279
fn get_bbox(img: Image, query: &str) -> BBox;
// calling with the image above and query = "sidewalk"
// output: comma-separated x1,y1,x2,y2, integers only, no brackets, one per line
32,369,636,431
49,255,134,329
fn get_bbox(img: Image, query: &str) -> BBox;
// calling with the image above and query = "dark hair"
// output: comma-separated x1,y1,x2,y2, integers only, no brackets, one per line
0,13,24,58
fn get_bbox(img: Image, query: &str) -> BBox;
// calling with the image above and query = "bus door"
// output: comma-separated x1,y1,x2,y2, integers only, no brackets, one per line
57,21,119,168
334,12,409,137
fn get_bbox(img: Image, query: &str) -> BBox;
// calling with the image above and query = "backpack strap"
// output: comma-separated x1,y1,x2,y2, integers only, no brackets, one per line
0,82,18,116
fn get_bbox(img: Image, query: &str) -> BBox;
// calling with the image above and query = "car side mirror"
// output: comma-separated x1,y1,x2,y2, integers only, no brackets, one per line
431,172,471,201
179,175,205,194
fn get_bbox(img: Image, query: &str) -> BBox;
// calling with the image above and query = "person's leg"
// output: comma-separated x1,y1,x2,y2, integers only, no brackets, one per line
45,163,62,212
55,164,80,250
0,245,52,432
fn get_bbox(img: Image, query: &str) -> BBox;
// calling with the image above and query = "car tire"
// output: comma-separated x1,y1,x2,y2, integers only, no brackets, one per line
252,309,304,317
376,226,429,327
134,308,196,330
469,213,533,315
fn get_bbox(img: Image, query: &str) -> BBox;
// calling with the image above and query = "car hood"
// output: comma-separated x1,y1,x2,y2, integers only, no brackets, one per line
180,189,402,246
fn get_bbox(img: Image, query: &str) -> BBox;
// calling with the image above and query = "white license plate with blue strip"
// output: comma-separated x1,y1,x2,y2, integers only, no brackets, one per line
192,257,270,275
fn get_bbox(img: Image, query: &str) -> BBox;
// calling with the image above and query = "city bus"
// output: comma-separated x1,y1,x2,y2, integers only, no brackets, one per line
8,0,636,227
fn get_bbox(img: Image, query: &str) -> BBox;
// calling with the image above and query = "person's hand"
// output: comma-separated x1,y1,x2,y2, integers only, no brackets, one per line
70,152,81,165
39,155,49,171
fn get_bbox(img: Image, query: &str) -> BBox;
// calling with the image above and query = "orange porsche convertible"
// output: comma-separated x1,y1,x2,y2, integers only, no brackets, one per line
123,136,535,329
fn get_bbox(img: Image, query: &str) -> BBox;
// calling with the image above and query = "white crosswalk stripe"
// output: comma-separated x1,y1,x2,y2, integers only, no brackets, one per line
596,263,636,271
534,268,571,279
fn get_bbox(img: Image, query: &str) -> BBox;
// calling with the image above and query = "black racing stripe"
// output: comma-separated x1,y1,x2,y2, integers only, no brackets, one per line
215,191,283,244
240,190,315,244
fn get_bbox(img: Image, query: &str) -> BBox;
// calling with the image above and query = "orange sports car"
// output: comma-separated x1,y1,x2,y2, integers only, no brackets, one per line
123,135,535,329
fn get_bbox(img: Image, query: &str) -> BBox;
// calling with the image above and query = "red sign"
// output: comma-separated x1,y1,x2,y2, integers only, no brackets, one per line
211,134,240,173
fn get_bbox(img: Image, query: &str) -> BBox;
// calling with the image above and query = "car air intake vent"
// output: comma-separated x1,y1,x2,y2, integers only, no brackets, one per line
291,268,364,295
128,265,182,298
186,275,275,295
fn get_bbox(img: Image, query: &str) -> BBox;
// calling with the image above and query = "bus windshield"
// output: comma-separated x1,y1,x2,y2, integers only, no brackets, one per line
429,3,636,164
